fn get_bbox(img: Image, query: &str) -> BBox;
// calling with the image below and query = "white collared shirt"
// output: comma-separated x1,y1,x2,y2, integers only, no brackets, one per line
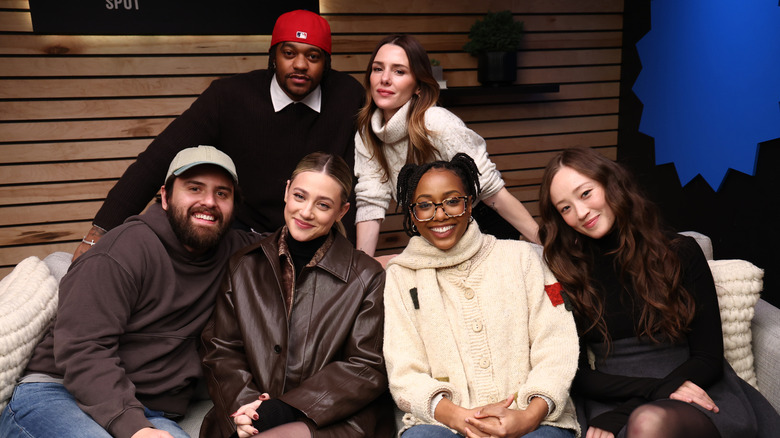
270,75,322,113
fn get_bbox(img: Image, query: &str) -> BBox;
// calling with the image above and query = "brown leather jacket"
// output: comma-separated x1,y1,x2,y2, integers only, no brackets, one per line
200,228,395,438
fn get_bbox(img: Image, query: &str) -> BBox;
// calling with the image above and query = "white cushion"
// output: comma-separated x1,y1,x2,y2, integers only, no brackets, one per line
708,259,763,388
42,251,72,282
0,257,59,409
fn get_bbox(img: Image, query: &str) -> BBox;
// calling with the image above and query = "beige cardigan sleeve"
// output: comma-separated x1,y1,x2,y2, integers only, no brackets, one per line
383,265,460,425
514,245,579,421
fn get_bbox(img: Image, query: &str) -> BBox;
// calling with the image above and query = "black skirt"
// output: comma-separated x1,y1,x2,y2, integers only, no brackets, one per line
575,337,780,437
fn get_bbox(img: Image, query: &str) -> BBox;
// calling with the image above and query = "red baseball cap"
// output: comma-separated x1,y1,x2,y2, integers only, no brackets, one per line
271,10,332,54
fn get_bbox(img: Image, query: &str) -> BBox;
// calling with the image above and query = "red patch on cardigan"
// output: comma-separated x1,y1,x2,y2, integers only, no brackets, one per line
545,283,564,307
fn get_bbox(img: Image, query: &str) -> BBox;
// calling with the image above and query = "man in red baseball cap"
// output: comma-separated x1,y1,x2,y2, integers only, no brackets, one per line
269,9,332,101
73,9,365,260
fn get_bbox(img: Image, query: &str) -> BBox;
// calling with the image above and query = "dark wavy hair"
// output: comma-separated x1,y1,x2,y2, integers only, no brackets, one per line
357,34,441,183
396,153,481,237
538,147,695,346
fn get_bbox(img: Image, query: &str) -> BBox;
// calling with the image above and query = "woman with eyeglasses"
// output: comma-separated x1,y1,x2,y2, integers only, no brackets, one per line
383,153,580,438
353,34,539,260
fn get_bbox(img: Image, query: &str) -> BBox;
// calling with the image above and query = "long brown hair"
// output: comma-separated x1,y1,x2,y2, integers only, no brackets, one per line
290,152,352,236
538,148,695,346
356,34,441,182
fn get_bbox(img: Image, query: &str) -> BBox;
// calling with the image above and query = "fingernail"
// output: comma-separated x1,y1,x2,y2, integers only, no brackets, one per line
253,414,259,420
230,411,238,417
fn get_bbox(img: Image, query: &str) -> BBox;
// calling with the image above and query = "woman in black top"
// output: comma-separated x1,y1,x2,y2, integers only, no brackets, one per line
537,147,779,438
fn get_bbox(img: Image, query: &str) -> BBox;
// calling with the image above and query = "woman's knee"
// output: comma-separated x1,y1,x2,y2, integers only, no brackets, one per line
626,403,670,437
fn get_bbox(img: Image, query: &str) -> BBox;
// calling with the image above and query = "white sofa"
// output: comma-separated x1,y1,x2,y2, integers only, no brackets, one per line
2,232,779,437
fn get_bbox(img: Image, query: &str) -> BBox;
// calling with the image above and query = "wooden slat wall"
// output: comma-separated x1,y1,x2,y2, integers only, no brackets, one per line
0,0,623,277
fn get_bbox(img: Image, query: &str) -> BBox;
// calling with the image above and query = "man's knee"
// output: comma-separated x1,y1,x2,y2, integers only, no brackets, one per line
0,383,110,438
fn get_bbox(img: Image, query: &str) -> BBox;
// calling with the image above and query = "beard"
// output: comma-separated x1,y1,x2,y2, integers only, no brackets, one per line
166,204,232,253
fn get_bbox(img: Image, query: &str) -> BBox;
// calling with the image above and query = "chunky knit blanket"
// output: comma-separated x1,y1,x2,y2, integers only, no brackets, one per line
0,256,59,409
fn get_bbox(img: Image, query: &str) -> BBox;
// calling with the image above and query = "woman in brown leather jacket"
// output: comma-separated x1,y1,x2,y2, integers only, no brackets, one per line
200,152,395,438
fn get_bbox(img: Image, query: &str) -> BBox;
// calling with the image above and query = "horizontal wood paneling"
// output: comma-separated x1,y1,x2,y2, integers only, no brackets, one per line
320,0,623,13
1,140,150,163
0,181,117,205
0,160,135,185
0,0,624,275
0,201,103,227
0,221,91,246
0,77,218,99
0,118,171,142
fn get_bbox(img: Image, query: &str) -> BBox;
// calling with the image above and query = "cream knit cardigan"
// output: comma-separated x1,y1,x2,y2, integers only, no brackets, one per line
384,224,580,436
354,100,505,223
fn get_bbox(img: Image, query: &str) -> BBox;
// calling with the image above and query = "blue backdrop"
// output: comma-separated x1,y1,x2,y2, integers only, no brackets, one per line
633,0,780,189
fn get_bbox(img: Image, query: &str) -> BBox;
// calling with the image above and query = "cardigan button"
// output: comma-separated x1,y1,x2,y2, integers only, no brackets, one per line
464,289,475,299
472,321,483,332
479,357,490,368
273,345,282,354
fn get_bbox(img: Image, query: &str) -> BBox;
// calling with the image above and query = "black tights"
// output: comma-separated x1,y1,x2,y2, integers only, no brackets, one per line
626,400,721,438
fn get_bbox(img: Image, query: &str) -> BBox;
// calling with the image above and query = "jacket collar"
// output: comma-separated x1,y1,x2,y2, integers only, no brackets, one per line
262,227,353,283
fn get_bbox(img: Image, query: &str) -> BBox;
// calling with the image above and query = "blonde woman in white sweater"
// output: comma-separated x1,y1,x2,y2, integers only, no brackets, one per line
354,34,539,259
384,153,579,438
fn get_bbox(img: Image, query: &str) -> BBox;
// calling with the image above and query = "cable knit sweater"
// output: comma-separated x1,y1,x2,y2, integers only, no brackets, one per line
383,223,580,436
354,101,505,223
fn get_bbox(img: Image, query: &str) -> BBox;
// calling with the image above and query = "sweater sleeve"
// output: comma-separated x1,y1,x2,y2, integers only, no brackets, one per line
427,107,505,199
53,253,154,438
354,130,393,223
93,79,223,231
383,266,460,425
515,246,579,421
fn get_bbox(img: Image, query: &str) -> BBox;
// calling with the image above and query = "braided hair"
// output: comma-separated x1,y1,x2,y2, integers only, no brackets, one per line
396,153,481,237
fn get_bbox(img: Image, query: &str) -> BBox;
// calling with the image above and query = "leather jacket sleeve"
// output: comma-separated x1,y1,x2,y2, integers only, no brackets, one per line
200,262,264,437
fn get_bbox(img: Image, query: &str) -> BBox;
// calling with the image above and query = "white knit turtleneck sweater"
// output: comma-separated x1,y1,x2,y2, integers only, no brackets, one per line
354,101,506,223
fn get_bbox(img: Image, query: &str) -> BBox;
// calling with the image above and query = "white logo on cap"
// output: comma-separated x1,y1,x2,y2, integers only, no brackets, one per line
296,31,308,39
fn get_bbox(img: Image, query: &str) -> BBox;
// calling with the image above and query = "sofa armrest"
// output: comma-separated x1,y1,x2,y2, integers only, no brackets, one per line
679,231,713,260
752,298,780,414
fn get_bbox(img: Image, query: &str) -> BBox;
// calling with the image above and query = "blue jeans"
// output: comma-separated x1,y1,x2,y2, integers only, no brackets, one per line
0,382,190,438
402,424,575,438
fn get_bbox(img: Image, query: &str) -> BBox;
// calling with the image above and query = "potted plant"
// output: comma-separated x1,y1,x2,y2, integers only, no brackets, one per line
463,10,524,86
429,58,447,88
